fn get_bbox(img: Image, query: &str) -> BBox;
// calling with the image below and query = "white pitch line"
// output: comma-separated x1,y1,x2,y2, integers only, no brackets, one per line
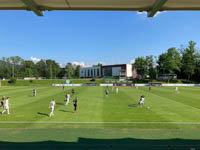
1,122,200,124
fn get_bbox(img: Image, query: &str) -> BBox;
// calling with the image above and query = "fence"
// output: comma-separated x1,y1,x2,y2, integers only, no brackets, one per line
52,84,200,87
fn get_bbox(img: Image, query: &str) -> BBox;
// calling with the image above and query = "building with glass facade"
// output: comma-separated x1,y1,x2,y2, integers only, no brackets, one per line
80,66,101,78
80,64,133,78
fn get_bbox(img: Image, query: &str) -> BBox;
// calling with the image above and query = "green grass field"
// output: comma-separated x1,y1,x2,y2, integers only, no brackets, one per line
0,86,200,149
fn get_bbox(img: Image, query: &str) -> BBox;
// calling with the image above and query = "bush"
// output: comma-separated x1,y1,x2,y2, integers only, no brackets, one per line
90,78,96,82
169,79,178,83
131,79,149,83
181,80,194,84
8,78,17,84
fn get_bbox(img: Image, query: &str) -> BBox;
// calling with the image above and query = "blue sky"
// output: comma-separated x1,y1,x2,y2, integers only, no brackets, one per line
0,10,200,66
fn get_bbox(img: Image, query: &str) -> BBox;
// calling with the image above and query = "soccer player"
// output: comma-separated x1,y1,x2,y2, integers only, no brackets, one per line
2,97,10,114
0,96,5,108
62,85,65,91
65,92,70,105
149,85,152,91
73,97,78,113
138,95,145,107
174,87,178,92
49,99,56,117
105,88,109,97
33,88,36,96
72,88,75,96
116,87,119,94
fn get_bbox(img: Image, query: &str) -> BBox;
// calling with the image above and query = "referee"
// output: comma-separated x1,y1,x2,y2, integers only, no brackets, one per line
73,97,78,113
72,88,75,96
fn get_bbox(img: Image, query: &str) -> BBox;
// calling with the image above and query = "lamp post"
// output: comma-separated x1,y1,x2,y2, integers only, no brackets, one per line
10,60,15,78
12,63,14,78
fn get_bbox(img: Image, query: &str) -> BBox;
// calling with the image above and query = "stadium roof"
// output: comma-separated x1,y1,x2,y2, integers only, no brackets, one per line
0,0,200,17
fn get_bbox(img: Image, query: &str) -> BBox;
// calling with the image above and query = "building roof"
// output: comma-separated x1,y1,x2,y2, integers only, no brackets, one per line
102,64,127,68
1,0,200,17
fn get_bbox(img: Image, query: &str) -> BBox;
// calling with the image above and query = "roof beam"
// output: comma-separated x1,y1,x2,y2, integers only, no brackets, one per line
21,0,43,16
148,0,168,17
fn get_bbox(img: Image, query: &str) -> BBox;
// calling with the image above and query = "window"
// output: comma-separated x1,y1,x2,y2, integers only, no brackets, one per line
91,69,93,77
104,68,112,77
88,69,90,77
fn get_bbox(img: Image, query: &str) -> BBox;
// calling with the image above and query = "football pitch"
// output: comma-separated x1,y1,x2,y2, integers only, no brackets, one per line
0,86,200,149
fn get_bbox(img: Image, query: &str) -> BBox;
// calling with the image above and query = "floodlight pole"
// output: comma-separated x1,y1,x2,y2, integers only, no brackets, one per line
21,0,43,16
148,0,168,17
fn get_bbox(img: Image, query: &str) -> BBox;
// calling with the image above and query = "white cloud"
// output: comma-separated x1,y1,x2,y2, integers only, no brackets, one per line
30,57,41,63
130,59,135,64
136,11,166,17
154,11,166,17
72,61,85,67
59,63,66,68
137,11,147,15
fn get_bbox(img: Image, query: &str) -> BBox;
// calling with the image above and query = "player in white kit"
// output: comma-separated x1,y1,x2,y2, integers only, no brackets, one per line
2,97,10,114
138,96,145,107
65,93,70,105
174,87,178,92
112,86,114,92
49,99,56,117
116,87,119,94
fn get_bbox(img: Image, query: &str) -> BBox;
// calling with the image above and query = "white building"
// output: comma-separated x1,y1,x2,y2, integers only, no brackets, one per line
102,64,133,78
80,64,133,78
80,66,101,78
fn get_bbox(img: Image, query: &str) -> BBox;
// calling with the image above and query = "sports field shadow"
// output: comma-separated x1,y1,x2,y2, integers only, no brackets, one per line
0,138,200,150
128,104,138,107
59,109,73,113
37,112,49,117
56,102,65,106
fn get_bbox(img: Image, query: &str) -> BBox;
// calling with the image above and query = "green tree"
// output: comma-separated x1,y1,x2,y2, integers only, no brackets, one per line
146,55,156,79
9,56,24,78
181,41,196,79
65,63,74,78
194,51,200,79
74,65,80,78
20,60,35,77
134,57,147,78
0,57,6,78
157,53,168,74
157,48,181,75
36,60,47,78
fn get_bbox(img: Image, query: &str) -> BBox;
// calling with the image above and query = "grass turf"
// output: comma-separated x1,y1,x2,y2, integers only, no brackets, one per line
0,86,200,149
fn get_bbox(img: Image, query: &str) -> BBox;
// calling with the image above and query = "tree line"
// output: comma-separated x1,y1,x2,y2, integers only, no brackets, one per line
1,40,200,81
0,57,80,79
133,41,200,81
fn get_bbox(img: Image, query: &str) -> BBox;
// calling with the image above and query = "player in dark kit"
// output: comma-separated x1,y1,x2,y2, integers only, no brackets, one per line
33,88,36,96
72,89,75,96
149,85,152,91
73,97,78,113
105,88,109,97
1,96,5,108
